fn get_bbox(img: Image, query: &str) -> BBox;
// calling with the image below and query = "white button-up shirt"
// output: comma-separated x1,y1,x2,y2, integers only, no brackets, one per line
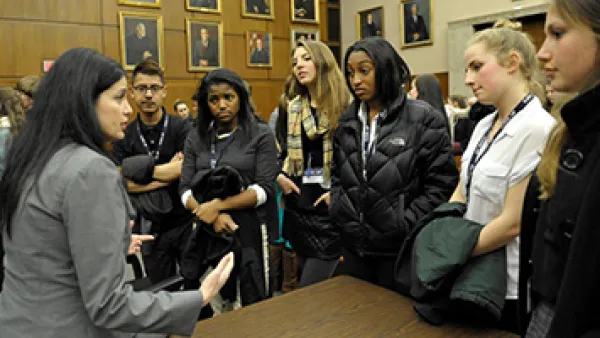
460,96,555,299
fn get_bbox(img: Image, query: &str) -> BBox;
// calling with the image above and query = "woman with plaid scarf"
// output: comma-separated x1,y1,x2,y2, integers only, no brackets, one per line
277,40,351,288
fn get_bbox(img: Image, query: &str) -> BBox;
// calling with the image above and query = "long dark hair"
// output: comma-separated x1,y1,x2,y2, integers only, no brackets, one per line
194,68,255,146
414,74,448,127
0,47,125,236
343,37,411,108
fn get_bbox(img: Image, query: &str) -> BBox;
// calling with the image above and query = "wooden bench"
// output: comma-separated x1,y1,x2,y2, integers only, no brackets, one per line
172,275,517,337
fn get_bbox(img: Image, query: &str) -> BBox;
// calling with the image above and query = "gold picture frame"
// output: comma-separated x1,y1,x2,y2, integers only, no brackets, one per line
117,0,161,8
242,0,275,20
186,18,223,72
246,31,273,68
290,27,320,50
356,6,384,40
291,0,319,24
400,0,433,49
118,11,164,71
186,0,221,14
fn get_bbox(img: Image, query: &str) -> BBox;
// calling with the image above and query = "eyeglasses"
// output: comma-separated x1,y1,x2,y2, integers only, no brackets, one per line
133,85,164,94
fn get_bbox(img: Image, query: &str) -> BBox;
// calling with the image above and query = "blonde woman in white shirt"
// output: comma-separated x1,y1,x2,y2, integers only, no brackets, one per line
449,27,555,333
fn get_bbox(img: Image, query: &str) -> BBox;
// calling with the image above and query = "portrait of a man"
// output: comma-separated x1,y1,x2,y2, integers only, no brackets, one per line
401,0,433,48
187,19,222,71
119,12,163,70
291,29,319,49
243,0,274,19
247,32,272,67
292,0,318,23
357,7,383,40
187,0,219,12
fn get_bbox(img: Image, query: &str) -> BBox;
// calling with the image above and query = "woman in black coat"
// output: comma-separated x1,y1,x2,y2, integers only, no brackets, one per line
329,37,458,290
179,68,279,309
522,0,600,337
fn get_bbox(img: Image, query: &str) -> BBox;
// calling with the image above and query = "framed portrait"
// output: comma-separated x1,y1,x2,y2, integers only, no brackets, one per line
118,0,161,8
186,18,223,72
242,0,275,20
290,28,320,50
246,31,272,68
400,0,433,49
356,6,384,40
291,0,319,24
119,12,164,71
186,0,220,13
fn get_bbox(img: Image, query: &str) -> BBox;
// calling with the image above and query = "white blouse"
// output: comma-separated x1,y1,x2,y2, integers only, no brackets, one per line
460,96,555,299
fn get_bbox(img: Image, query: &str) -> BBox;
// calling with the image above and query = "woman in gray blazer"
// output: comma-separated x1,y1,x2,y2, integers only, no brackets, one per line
0,47,234,338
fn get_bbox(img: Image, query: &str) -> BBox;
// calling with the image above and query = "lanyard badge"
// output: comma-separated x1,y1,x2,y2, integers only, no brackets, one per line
465,94,533,201
303,152,324,184
137,114,169,160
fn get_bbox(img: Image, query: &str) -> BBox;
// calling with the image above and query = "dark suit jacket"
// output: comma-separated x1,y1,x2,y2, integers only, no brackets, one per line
362,21,379,38
295,0,315,20
126,34,158,65
405,14,429,43
250,49,269,64
193,40,219,67
246,0,270,14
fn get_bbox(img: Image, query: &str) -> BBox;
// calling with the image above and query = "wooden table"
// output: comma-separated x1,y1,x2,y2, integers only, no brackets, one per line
177,276,517,337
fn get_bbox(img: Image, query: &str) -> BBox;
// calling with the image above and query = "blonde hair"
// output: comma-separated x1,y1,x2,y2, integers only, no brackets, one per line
0,87,25,136
537,96,571,198
15,75,41,97
290,40,351,132
537,0,600,198
468,28,544,103
492,18,523,31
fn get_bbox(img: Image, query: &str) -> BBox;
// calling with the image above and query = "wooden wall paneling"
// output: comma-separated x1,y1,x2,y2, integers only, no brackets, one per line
319,0,328,42
0,0,101,24
0,21,18,77
164,30,194,79
249,79,284,121
1,0,328,125
268,38,292,80
2,22,102,77
0,78,21,89
162,0,187,31
102,0,119,25
268,0,290,39
102,27,121,62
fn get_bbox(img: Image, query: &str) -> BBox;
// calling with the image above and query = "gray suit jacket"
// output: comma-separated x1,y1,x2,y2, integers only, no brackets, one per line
0,144,202,338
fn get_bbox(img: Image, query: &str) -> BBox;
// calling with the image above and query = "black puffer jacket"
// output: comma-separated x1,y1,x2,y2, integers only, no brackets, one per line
330,95,458,257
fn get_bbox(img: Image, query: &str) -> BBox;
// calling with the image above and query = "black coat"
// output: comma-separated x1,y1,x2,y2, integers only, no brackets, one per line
181,166,267,305
522,84,600,337
330,94,458,257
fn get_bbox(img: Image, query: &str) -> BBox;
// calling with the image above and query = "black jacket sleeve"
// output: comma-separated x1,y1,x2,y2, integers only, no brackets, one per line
403,108,458,232
252,124,279,200
549,163,600,337
179,131,207,197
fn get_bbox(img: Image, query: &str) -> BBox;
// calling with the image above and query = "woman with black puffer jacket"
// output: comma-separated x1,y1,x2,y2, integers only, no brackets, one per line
329,37,458,290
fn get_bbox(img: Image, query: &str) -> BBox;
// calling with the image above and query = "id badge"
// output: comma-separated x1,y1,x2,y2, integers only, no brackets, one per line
303,167,324,184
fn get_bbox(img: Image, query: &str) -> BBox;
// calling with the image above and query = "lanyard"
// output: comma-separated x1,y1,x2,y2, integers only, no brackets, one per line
362,112,383,179
465,94,533,201
137,114,169,161
210,130,236,169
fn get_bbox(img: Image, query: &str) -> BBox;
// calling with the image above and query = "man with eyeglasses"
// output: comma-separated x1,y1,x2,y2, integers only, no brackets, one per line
112,59,193,290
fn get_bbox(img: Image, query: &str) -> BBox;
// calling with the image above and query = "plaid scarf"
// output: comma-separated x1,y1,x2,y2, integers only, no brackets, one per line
284,96,332,181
